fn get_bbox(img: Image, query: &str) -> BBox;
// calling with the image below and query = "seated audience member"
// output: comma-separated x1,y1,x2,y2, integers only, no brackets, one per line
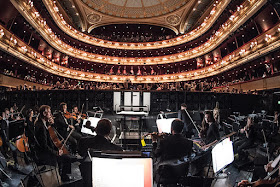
234,116,256,160
199,111,220,146
152,119,193,162
78,118,122,157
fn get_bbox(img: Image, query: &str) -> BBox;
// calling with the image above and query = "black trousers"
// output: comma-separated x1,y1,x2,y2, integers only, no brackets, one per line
234,138,253,155
67,131,82,153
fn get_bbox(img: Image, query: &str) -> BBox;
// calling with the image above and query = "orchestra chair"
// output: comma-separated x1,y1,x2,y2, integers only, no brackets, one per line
25,142,61,187
155,159,189,187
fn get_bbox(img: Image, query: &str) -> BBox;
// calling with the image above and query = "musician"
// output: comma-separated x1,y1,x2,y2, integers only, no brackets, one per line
54,103,81,153
213,102,220,128
152,119,193,162
234,116,256,160
178,103,194,138
25,109,36,147
199,111,220,145
274,111,279,127
3,108,10,121
34,105,73,182
72,105,82,133
9,107,16,121
78,118,122,157
238,159,280,186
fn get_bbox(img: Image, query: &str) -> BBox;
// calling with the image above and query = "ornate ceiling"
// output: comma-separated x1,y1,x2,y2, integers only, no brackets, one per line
60,0,215,34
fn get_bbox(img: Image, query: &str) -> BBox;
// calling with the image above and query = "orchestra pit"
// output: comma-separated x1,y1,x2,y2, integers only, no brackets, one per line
1,0,280,186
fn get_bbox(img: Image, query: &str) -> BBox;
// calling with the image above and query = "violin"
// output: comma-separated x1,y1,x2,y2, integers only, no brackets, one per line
238,176,280,187
71,112,87,121
142,132,170,139
63,111,73,119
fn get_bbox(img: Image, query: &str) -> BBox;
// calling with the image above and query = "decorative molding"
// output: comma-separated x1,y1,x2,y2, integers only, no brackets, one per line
11,0,266,65
0,23,279,83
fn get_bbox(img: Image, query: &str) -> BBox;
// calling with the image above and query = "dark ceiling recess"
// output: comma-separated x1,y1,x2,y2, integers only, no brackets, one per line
90,24,177,43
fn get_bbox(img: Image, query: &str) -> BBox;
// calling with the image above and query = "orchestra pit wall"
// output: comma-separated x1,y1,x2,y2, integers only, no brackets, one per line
0,90,263,116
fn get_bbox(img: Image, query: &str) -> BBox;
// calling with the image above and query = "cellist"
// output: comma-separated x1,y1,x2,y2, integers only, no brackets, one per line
34,105,73,182
54,103,81,154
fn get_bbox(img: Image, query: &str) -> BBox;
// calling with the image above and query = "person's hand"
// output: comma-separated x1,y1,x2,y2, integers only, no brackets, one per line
238,180,250,187
265,161,274,172
151,134,157,142
59,149,63,156
69,125,75,129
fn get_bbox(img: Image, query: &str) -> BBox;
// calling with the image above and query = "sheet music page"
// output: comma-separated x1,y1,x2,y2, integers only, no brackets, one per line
92,158,145,187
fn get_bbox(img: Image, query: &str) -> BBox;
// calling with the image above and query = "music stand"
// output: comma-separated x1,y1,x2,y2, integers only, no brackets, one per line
116,105,149,150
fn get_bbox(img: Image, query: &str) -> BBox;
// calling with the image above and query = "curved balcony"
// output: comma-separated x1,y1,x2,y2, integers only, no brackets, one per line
10,0,266,65
0,22,279,83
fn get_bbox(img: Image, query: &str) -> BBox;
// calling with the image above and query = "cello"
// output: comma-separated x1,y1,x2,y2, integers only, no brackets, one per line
47,114,74,155
16,133,29,153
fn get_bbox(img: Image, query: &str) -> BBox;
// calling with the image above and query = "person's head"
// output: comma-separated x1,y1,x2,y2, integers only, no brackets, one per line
10,107,14,113
247,116,254,127
204,111,214,123
73,105,78,113
39,105,51,120
59,102,67,113
26,109,33,118
181,103,187,110
95,119,112,137
171,119,184,134
85,120,91,128
215,102,219,109
4,108,9,115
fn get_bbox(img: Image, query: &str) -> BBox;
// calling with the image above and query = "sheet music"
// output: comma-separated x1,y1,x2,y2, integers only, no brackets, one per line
92,157,151,187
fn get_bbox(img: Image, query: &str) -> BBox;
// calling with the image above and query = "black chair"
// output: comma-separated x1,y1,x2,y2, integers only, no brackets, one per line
155,160,189,187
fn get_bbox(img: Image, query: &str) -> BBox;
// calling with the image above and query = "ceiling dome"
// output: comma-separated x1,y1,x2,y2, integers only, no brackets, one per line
82,0,188,18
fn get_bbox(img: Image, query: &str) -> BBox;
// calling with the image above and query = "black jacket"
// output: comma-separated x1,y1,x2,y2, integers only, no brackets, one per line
204,122,220,145
78,135,123,157
153,134,193,161
34,118,58,166
54,112,69,138
178,110,193,131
